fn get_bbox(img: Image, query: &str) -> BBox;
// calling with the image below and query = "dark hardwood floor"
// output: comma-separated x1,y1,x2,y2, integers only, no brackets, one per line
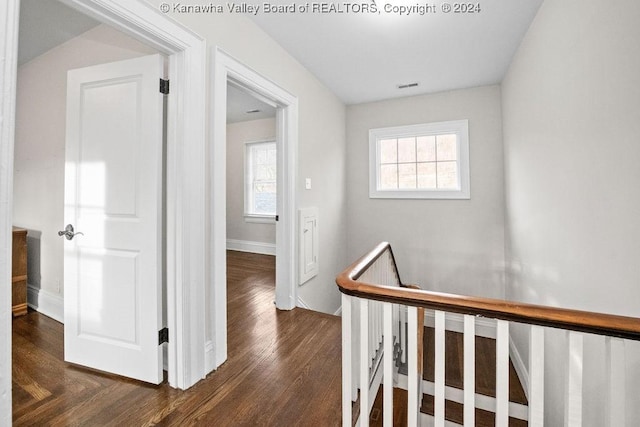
13,250,528,426
13,250,343,426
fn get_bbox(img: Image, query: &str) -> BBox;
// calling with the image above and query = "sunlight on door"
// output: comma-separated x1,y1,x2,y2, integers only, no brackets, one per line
64,54,163,383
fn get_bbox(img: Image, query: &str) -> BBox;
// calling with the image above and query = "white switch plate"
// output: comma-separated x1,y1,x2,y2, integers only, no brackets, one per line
305,178,312,190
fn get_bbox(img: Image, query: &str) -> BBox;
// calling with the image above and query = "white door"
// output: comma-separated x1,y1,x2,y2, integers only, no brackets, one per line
63,54,164,384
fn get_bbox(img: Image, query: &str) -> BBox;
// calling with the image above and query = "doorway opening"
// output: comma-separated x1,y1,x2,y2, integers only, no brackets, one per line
224,82,278,365
13,0,168,384
208,48,299,371
1,3,207,419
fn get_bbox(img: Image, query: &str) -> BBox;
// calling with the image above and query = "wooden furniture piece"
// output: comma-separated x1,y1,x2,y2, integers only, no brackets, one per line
12,227,28,316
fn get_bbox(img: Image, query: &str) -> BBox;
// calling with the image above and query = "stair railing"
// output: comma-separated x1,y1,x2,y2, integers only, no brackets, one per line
337,242,640,427
341,242,406,425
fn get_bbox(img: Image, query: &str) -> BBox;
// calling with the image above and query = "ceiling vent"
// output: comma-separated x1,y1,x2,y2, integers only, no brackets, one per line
397,82,419,89
245,109,261,114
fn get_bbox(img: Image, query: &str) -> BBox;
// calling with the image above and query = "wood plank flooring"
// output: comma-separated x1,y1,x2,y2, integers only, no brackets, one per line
13,251,343,426
13,250,528,426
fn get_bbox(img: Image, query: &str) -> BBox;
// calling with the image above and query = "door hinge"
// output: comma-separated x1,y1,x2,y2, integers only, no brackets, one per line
159,79,170,95
158,327,169,345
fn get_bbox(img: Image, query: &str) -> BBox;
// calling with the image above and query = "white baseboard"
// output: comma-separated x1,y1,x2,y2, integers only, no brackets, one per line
162,343,168,371
423,311,496,339
27,284,64,323
420,413,462,427
204,340,216,373
299,297,343,317
226,239,276,256
396,374,529,422
297,297,310,309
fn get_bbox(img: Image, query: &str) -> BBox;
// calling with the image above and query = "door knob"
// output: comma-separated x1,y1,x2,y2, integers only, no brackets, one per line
58,224,84,240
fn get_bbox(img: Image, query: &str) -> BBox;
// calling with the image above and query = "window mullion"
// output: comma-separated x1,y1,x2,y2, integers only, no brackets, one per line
435,135,439,189
369,120,469,199
414,137,418,189
245,141,277,216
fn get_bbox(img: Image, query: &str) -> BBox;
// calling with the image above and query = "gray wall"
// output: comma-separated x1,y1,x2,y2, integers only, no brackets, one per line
152,4,348,315
502,0,640,424
346,85,505,299
226,118,276,246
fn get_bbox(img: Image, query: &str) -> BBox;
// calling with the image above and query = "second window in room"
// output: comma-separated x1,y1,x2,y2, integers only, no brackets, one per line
245,140,277,222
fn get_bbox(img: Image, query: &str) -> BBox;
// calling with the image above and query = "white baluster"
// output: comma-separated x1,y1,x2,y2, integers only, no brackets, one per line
376,302,381,357
341,294,352,427
369,300,374,365
606,337,625,427
352,301,359,401
529,325,544,427
385,252,391,286
360,298,370,427
392,302,399,355
369,302,374,369
564,331,583,427
495,320,509,427
383,302,394,427
401,306,407,364
373,302,378,361
434,310,446,427
463,315,475,427
408,306,421,426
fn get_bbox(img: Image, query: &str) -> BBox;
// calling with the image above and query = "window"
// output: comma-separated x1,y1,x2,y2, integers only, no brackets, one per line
245,140,276,221
369,120,470,199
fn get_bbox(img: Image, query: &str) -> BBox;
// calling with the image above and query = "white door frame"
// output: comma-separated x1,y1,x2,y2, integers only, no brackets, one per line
209,47,298,371
0,1,207,420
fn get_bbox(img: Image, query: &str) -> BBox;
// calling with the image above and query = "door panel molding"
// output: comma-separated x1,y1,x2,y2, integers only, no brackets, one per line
64,54,163,383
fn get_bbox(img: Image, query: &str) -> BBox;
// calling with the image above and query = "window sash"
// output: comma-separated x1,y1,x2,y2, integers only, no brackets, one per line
369,120,470,199
245,141,277,216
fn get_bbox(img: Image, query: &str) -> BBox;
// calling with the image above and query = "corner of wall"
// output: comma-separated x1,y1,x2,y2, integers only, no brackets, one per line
26,284,64,323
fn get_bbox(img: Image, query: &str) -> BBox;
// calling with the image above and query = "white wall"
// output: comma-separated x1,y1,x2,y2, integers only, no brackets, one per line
346,85,505,298
502,0,640,424
13,24,157,316
152,4,347,314
226,118,276,247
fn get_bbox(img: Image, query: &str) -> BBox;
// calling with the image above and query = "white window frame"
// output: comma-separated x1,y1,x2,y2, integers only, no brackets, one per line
369,119,470,199
244,139,277,223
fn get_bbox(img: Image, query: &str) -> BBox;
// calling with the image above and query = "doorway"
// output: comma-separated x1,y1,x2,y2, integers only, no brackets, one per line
1,1,207,419
225,82,278,256
14,1,167,382
208,48,299,371
224,83,278,354
13,0,162,324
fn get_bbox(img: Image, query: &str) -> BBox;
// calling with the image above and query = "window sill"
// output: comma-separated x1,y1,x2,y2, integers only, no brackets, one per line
244,214,276,224
369,188,470,200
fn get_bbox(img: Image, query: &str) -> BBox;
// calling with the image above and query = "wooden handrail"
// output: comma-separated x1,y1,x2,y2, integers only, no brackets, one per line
337,242,640,341
349,241,404,285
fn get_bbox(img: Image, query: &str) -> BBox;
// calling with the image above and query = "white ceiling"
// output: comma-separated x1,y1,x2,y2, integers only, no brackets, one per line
18,0,100,66
18,0,274,124
18,0,544,109
250,0,544,104
227,84,277,123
